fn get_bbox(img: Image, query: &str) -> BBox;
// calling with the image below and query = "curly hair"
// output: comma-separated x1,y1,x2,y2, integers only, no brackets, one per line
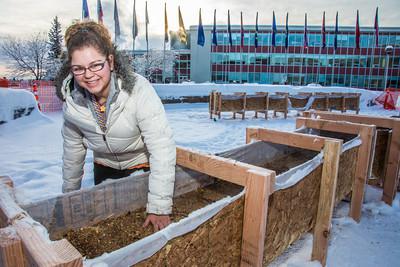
65,20,114,62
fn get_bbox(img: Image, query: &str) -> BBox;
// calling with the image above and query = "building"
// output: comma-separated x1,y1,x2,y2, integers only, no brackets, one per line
188,25,400,90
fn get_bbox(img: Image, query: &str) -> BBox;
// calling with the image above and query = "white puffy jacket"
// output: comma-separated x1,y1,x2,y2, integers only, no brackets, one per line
61,73,176,215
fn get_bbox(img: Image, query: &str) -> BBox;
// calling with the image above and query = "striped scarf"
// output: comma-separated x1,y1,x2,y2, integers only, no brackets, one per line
90,94,107,132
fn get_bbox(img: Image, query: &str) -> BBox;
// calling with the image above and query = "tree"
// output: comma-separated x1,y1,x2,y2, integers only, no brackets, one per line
46,16,63,79
132,50,175,83
48,16,63,60
1,33,49,80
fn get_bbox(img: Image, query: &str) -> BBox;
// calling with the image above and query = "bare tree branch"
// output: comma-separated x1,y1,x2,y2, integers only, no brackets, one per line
1,32,49,80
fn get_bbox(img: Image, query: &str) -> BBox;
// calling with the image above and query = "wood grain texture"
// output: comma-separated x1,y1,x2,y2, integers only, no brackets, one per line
312,140,342,266
0,227,25,267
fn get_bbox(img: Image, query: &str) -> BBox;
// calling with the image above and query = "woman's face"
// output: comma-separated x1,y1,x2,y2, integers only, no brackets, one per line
70,46,114,98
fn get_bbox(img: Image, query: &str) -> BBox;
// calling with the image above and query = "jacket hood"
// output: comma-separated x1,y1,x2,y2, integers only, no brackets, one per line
55,50,136,101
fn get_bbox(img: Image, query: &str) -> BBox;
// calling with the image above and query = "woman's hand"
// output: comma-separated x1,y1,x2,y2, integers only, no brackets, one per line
143,214,171,231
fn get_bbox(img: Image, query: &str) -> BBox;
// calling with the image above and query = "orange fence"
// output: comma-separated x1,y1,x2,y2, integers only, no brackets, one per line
1,80,62,113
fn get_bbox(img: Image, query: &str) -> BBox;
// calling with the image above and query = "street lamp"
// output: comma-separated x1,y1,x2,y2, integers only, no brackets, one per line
383,45,393,90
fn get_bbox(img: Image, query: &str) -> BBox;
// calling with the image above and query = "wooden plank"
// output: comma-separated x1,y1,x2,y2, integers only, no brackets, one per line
350,126,375,221
0,227,25,267
14,220,82,267
176,146,264,186
303,110,398,129
303,111,400,205
240,170,275,267
251,128,334,152
0,176,13,188
296,117,363,135
312,139,342,266
382,124,400,205
246,128,259,144
0,181,26,227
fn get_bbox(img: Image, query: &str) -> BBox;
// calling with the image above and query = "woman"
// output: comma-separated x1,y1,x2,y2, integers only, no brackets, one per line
55,21,176,231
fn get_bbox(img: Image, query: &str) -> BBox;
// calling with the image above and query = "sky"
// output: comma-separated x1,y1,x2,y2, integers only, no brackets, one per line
0,0,399,51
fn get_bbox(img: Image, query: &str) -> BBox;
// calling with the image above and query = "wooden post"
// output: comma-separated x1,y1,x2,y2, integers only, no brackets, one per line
218,92,222,119
312,139,342,266
209,91,214,119
350,126,375,221
240,170,275,267
0,227,25,267
383,124,400,204
246,128,259,144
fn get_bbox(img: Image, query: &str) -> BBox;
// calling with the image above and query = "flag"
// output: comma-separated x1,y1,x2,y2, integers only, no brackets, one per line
374,7,379,47
197,8,205,46
212,9,217,46
228,10,233,46
82,0,90,20
355,10,360,49
271,11,277,47
255,12,259,48
322,11,326,48
304,13,308,48
97,0,103,23
334,12,338,50
114,0,120,41
145,1,149,46
285,12,289,49
132,0,138,40
240,12,244,48
164,3,168,43
178,6,187,44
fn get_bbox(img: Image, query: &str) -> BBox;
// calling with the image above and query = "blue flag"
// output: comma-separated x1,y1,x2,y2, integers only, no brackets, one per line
374,7,379,47
197,9,205,46
304,13,308,48
255,12,259,48
114,0,120,41
228,10,233,46
285,12,289,49
82,0,90,20
272,11,277,47
334,12,338,50
212,9,217,46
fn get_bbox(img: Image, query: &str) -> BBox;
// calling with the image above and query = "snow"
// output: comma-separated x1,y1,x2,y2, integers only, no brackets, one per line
0,84,399,266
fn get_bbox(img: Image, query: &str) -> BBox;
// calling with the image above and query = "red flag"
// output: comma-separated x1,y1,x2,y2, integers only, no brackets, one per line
374,7,379,47
355,10,360,49
97,0,104,23
322,11,326,48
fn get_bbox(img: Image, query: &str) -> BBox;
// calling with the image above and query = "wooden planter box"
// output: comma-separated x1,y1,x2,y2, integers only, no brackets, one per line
209,91,288,120
303,111,400,205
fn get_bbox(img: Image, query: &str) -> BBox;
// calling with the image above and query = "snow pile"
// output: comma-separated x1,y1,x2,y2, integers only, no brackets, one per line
153,83,381,107
0,87,39,122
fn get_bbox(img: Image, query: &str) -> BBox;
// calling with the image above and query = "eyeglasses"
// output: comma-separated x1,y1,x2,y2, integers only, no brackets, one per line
70,60,107,76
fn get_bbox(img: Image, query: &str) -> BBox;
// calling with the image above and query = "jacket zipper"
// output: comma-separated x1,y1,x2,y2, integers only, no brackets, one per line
102,133,122,170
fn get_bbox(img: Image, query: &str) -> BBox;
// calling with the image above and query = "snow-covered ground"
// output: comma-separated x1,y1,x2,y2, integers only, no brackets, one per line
0,85,399,266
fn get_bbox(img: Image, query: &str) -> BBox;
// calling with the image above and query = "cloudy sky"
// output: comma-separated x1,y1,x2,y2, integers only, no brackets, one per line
0,0,398,50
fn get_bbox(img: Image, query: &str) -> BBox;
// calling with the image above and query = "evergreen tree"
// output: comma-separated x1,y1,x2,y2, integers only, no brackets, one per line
48,16,62,59
46,16,63,79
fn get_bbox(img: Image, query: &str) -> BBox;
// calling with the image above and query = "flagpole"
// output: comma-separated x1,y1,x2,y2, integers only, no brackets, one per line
163,3,167,83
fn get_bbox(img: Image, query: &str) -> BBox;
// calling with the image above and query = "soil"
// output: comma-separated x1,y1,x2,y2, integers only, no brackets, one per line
263,150,318,175
58,181,242,259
